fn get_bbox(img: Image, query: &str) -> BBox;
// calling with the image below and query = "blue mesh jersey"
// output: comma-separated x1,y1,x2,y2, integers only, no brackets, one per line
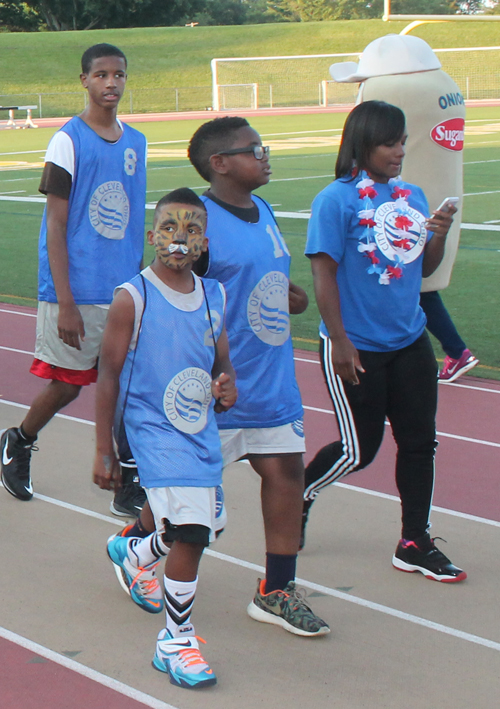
120,270,226,488
38,117,146,305
201,195,303,429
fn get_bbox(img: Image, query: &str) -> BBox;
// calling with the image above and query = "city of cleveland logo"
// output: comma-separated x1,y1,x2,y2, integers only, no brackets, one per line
89,181,130,239
247,271,290,346
163,367,212,434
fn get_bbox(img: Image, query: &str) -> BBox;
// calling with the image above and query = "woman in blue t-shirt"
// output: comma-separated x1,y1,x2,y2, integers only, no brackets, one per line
302,101,466,583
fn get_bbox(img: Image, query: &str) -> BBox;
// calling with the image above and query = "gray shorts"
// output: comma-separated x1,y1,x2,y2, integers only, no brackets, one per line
34,301,109,370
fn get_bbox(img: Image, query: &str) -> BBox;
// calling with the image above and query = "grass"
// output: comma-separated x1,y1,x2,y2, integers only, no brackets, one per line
1,20,500,95
0,106,499,378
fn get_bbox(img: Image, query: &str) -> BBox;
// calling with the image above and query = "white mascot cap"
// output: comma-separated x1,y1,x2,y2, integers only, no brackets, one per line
329,34,442,83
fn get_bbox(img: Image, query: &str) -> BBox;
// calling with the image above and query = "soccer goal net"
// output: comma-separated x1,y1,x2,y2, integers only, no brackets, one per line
211,47,500,111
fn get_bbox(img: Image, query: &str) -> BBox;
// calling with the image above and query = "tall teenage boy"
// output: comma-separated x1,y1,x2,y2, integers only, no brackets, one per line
119,117,329,637
0,43,147,517
94,188,237,689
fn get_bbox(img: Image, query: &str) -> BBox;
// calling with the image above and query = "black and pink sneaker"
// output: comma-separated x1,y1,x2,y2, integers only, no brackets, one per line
392,534,467,583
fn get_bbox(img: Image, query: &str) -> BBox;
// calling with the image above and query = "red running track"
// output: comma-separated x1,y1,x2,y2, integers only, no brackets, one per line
1,301,499,708
1,302,499,522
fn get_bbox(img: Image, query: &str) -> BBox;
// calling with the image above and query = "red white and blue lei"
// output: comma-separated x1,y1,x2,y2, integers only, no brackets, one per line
356,172,423,286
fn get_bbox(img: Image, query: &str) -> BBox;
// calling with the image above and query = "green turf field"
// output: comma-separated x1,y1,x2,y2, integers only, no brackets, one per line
1,107,499,378
1,20,499,96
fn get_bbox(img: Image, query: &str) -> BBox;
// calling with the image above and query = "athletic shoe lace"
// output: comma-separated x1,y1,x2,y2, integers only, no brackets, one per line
428,537,452,564
286,586,314,613
130,562,160,596
17,441,38,458
13,441,38,478
178,637,209,669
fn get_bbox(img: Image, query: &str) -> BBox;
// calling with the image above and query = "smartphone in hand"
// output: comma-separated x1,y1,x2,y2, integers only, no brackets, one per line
435,197,459,213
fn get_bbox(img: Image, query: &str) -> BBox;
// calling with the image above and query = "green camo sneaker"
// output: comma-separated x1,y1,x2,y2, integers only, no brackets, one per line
247,578,330,637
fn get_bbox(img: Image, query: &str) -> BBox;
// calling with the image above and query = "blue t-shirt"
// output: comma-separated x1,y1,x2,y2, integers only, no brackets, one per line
38,117,146,305
120,269,225,488
201,195,303,429
305,174,431,352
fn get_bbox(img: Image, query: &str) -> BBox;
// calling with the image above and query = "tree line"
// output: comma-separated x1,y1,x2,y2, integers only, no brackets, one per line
0,0,497,32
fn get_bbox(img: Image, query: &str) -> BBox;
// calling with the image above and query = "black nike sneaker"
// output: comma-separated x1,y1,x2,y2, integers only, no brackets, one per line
0,427,37,501
110,463,146,518
392,533,467,583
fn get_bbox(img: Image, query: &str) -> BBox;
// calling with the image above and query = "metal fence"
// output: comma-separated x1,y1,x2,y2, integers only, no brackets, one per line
0,87,213,119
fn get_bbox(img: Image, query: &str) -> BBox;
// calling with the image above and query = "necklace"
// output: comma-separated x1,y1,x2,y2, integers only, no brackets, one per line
356,172,420,286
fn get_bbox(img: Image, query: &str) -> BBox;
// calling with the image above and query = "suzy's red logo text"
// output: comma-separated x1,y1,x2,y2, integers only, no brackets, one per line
430,118,465,152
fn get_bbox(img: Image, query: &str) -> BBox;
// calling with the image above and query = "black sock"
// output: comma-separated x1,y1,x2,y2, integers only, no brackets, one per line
123,517,150,539
265,552,297,594
18,425,37,444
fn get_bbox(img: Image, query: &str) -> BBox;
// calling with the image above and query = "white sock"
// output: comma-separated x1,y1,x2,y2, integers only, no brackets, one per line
128,531,169,568
164,575,198,638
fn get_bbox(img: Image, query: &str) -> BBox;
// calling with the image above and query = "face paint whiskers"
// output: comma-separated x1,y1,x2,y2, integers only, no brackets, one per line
168,243,189,255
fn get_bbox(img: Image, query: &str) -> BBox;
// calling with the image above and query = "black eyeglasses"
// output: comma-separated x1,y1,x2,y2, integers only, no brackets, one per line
215,145,270,160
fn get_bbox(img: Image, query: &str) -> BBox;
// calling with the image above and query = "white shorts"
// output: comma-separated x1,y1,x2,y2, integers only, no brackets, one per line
146,485,227,544
219,419,306,467
34,301,109,371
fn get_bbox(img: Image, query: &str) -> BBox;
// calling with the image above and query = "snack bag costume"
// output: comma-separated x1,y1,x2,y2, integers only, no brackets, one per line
330,34,465,291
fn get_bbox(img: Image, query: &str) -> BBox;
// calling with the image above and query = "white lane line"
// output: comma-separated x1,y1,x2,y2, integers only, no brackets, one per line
302,404,500,448
334,482,500,529
0,398,94,426
438,381,500,394
6,488,500,654
0,308,37,317
2,388,499,449
0,345,33,356
211,548,500,652
294,356,500,395
1,398,499,528
0,626,179,709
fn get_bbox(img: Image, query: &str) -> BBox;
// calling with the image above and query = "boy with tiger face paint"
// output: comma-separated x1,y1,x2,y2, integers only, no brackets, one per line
94,188,236,689
150,202,208,271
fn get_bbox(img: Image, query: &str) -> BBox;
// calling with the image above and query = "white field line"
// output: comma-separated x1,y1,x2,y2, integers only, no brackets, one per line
1,482,500,654
0,626,179,709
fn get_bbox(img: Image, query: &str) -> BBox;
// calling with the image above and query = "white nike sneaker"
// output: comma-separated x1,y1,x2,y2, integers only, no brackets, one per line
152,629,217,689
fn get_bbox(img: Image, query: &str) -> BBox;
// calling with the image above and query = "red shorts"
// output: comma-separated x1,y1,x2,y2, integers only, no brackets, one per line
30,359,98,386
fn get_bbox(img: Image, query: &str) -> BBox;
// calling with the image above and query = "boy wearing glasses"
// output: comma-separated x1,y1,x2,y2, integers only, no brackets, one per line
190,117,329,636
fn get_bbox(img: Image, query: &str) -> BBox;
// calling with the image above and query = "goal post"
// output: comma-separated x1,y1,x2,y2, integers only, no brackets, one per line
211,53,359,111
382,0,500,34
211,47,500,110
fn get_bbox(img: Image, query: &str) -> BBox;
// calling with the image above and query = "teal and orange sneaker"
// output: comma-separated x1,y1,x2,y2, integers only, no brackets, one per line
153,629,217,689
106,535,163,613
247,578,330,637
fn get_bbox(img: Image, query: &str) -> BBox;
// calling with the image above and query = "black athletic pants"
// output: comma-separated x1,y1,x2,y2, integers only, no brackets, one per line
304,332,438,540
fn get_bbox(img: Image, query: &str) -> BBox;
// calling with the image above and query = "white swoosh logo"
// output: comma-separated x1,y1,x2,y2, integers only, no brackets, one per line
2,441,12,466
25,483,33,494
